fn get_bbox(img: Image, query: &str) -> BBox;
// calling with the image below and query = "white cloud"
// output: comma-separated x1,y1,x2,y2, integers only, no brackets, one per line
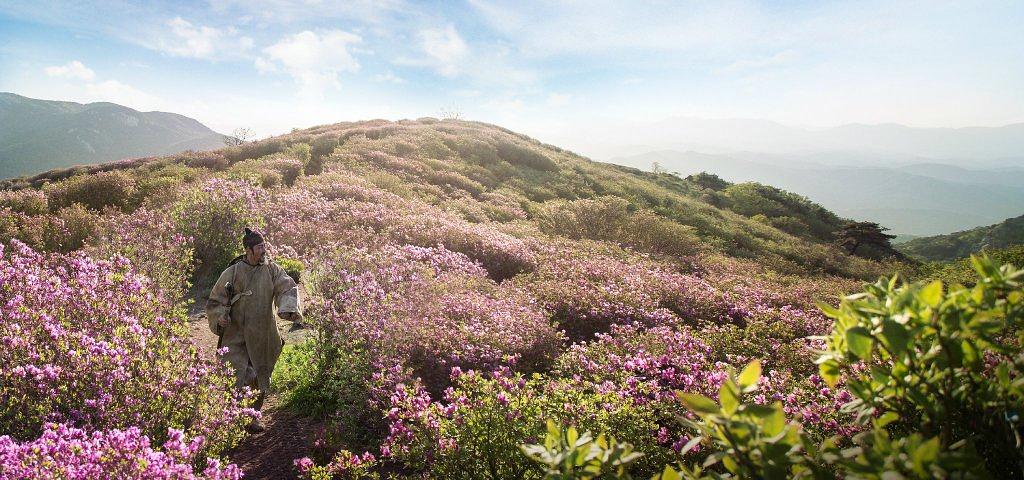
44,60,95,81
546,93,571,107
83,80,167,111
373,71,406,84
254,56,277,74
257,30,363,95
394,25,535,87
395,25,468,76
420,25,467,76
719,50,797,74
157,16,252,59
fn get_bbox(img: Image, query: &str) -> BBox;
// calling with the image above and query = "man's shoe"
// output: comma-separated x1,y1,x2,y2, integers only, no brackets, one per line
246,418,267,433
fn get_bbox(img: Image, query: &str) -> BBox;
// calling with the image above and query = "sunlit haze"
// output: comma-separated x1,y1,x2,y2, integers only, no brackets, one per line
2,0,1022,158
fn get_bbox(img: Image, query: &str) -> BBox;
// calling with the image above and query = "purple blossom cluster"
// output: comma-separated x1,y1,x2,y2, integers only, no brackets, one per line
0,240,251,473
86,207,195,301
307,243,562,394
554,325,728,403
0,423,242,479
516,248,735,341
263,183,535,280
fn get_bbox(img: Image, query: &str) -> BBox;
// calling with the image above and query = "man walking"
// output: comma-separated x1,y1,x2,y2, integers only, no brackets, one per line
206,227,301,432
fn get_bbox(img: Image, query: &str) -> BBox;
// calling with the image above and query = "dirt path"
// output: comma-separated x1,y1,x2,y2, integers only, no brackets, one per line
188,298,318,480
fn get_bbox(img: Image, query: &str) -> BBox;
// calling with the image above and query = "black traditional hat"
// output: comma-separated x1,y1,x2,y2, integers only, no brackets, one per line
243,227,265,249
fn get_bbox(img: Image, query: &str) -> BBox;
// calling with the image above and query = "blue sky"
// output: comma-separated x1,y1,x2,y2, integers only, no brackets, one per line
1,0,1023,150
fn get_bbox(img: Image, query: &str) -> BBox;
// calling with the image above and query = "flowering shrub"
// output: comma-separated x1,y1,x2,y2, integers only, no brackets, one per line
655,256,1023,479
0,204,98,253
0,423,243,480
170,178,265,274
307,244,562,394
0,188,48,215
0,241,253,459
382,367,676,479
517,249,732,341
294,450,378,480
86,208,195,301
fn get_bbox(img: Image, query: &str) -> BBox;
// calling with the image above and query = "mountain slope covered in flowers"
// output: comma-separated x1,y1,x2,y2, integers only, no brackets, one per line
1,118,952,478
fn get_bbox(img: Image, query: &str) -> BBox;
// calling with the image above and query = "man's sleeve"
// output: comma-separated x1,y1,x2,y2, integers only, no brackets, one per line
205,267,233,335
271,263,301,320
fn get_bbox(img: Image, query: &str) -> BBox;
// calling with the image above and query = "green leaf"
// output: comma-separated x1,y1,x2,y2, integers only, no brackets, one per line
919,280,943,308
880,319,909,357
677,392,720,415
875,411,900,428
745,404,778,419
738,360,761,391
657,466,681,480
912,436,940,474
819,358,840,388
763,403,786,436
722,455,739,474
720,381,740,415
846,327,874,360
817,301,841,318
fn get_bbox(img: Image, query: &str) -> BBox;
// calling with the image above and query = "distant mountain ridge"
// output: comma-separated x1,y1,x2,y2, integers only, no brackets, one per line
896,214,1024,262
609,150,1024,236
569,117,1024,165
0,92,226,179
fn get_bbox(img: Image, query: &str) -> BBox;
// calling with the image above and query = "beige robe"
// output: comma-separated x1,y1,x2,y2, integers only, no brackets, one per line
206,258,301,397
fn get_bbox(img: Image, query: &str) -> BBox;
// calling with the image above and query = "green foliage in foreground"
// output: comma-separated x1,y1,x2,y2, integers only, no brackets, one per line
522,255,1024,479
521,420,643,480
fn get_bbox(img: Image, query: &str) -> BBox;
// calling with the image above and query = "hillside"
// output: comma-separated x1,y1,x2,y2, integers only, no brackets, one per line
896,213,1024,262
1,118,889,279
2,118,922,478
611,150,1024,235
0,92,226,179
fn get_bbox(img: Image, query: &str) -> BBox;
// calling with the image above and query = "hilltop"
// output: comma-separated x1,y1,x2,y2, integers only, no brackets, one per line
0,92,225,179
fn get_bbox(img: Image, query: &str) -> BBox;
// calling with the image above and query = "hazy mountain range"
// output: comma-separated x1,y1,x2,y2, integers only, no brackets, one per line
570,117,1024,167
0,92,225,179
609,150,1024,236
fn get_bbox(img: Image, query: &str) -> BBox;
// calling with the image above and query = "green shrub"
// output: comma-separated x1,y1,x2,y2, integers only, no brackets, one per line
277,257,305,284
179,150,229,171
274,339,385,452
44,203,99,252
662,255,1023,479
223,138,285,163
44,171,137,212
496,140,559,171
521,420,643,480
537,197,700,257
